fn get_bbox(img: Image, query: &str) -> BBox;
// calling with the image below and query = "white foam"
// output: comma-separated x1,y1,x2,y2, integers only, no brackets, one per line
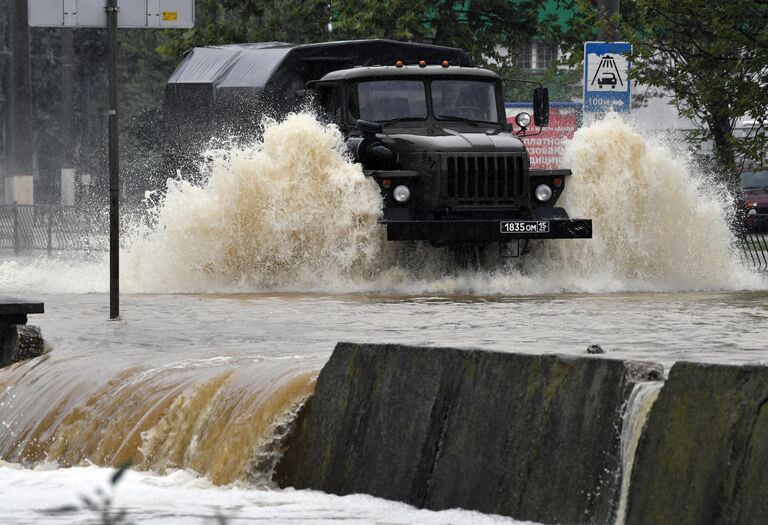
0,113,763,295
532,114,760,292
122,113,388,293
0,255,108,294
0,464,540,524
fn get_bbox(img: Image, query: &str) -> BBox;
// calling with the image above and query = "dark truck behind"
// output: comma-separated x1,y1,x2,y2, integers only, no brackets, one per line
165,39,591,253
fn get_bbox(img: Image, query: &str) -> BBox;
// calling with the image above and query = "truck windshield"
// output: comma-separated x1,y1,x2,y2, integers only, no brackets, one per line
432,80,499,123
356,80,427,122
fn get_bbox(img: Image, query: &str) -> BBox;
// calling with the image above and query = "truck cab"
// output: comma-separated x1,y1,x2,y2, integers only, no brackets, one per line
309,64,591,244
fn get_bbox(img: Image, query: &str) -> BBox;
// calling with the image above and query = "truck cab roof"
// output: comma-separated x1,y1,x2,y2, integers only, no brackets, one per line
316,66,501,83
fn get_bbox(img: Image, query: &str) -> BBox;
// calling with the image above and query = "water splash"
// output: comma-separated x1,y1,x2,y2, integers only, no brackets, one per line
0,112,761,494
123,113,389,292
533,114,750,291
0,113,762,295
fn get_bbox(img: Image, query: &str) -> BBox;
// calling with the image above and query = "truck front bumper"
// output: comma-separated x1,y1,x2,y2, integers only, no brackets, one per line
382,218,592,242
380,208,592,242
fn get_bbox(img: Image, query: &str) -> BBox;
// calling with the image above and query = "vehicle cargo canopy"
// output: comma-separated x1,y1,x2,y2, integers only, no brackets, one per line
165,39,474,112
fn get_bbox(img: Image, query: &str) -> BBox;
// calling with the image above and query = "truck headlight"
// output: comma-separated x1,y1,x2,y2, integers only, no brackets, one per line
535,184,552,202
516,112,532,128
393,185,411,203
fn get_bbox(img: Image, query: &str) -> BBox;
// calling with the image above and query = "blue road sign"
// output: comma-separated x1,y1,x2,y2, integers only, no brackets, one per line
583,41,632,113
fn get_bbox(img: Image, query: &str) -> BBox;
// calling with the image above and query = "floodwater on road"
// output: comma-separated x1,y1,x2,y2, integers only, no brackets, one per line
0,288,766,524
1,114,767,523
23,290,768,370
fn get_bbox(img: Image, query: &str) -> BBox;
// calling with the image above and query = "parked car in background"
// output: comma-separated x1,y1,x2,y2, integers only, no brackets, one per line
741,169,768,232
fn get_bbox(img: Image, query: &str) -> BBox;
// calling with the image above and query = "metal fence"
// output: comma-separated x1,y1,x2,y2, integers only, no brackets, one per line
739,230,768,272
0,204,107,253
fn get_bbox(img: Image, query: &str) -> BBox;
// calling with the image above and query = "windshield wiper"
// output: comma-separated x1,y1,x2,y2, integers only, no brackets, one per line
436,115,480,126
377,117,424,125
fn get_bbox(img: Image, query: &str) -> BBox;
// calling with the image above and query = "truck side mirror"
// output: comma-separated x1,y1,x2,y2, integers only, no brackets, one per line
533,87,549,127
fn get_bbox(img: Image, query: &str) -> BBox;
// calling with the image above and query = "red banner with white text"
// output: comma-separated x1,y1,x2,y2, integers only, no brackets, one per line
505,104,581,169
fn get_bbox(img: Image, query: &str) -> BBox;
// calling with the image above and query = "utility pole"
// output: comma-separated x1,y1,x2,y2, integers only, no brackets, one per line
60,28,75,206
106,0,119,319
28,0,194,320
1,5,9,190
8,0,33,205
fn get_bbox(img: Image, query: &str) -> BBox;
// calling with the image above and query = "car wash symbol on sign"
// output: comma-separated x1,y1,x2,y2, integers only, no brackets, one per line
591,55,623,89
584,42,631,113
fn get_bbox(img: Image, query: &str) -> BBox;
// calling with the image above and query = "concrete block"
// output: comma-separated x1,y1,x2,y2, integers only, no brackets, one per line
626,361,768,525
276,343,661,524
61,168,75,206
0,324,45,368
4,175,34,205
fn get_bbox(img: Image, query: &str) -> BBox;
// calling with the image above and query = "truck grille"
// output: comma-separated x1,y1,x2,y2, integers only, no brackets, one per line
442,154,526,206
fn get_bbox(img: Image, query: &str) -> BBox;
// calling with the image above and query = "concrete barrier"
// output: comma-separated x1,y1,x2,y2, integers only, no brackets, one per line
0,297,44,367
0,325,44,367
275,342,662,524
625,361,768,525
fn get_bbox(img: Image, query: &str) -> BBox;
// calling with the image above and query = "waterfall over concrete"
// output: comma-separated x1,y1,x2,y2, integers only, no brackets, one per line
615,381,663,525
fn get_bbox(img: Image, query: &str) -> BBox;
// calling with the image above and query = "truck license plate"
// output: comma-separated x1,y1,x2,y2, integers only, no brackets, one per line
500,220,550,234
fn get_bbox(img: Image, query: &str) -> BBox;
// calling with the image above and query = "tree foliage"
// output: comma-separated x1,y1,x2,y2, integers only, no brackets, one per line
330,0,542,69
154,0,557,72
155,0,331,61
560,0,768,180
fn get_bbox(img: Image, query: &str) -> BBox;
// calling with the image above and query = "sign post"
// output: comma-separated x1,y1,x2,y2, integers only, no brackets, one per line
583,41,632,114
28,0,194,319
107,0,119,319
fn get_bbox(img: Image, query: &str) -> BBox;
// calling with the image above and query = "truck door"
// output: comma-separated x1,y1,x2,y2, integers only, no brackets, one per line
316,83,345,129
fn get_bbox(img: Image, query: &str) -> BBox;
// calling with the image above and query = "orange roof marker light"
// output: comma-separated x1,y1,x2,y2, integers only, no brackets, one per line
418,59,427,68
395,60,404,68
441,60,449,68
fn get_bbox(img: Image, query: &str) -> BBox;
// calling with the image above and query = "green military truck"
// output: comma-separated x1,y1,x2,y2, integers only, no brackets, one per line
166,39,591,254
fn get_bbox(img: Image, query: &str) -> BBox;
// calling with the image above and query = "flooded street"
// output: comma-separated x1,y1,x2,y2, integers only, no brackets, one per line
26,290,768,370
1,115,766,523
2,0,766,518
0,288,766,523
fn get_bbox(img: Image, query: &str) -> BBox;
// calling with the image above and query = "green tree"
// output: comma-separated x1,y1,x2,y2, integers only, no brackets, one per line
329,0,581,103
156,0,331,61
329,0,544,69
560,0,768,184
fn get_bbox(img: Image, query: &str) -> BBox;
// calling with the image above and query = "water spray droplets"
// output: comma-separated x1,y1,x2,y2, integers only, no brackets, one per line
0,113,761,295
123,114,388,292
